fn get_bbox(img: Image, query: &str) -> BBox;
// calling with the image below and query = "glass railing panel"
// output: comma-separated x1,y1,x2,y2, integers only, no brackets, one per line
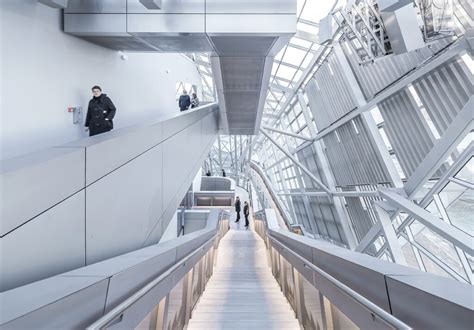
324,296,359,330
165,277,186,330
282,257,296,311
300,273,326,329
191,259,203,308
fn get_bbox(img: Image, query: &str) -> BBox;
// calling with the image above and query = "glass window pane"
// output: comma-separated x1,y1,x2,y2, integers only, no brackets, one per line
444,188,474,235
455,157,473,183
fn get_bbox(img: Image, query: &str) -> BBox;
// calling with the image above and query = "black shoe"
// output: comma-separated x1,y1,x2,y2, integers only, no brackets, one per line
234,220,239,223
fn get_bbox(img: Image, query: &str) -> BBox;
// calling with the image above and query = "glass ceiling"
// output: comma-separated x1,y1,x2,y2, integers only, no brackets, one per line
264,0,347,125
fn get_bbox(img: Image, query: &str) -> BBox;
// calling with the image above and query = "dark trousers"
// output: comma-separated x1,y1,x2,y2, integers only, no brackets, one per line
236,211,240,221
245,214,249,227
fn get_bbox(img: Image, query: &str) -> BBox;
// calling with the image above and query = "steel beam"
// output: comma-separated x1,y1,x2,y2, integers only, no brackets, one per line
261,129,332,196
374,203,407,265
38,0,67,8
379,188,474,255
404,96,473,198
262,126,313,141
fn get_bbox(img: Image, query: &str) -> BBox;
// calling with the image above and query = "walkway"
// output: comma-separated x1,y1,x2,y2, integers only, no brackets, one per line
187,225,300,329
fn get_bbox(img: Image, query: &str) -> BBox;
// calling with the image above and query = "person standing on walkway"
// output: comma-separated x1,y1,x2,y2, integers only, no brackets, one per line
222,169,226,177
234,196,241,223
179,90,191,111
243,201,250,228
190,92,200,108
85,86,116,137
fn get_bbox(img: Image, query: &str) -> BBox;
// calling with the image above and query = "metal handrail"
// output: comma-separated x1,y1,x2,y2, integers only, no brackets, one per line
87,235,217,329
269,237,412,330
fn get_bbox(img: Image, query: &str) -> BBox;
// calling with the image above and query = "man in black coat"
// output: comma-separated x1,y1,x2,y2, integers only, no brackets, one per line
234,196,241,223
243,201,250,228
85,86,116,137
178,90,191,111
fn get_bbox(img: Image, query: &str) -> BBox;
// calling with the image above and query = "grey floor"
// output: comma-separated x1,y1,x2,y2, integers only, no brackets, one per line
187,216,300,330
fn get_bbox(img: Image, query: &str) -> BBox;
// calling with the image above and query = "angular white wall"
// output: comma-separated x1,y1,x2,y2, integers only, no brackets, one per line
0,105,218,292
0,0,202,160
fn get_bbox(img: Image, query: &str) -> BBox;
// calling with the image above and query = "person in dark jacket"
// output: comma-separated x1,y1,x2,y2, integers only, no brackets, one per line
178,90,191,111
222,169,226,177
234,196,241,223
243,201,250,228
206,170,211,176
85,86,116,137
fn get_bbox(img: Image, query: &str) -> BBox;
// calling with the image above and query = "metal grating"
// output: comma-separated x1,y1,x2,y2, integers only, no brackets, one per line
210,36,277,56
79,35,158,51
308,51,359,131
221,57,265,91
342,38,453,99
132,33,214,52
323,116,392,187
412,56,474,134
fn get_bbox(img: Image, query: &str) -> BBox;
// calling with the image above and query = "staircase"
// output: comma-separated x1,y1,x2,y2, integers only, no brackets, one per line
187,229,300,330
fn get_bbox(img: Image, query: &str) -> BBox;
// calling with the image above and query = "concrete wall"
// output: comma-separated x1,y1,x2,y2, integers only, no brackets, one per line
0,0,202,160
1,105,218,292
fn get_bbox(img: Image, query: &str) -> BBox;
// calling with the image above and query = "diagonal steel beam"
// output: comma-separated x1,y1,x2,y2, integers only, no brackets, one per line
379,188,474,255
260,129,332,196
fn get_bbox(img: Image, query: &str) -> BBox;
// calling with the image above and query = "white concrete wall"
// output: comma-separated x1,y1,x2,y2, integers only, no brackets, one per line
0,0,202,160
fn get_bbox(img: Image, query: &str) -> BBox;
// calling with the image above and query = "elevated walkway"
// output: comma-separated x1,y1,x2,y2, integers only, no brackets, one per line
188,229,299,330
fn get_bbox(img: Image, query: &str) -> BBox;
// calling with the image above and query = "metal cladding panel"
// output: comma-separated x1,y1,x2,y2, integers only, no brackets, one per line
0,277,109,329
323,116,392,187
103,248,177,312
341,185,384,244
310,52,359,130
126,0,205,13
308,196,346,245
85,145,164,265
341,38,453,99
296,144,328,188
0,191,86,292
205,0,296,14
386,275,474,329
412,56,474,134
1,147,85,237
378,89,441,179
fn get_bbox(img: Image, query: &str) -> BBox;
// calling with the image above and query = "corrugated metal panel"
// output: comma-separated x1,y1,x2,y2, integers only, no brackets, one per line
340,184,385,243
322,116,392,186
378,89,436,177
296,144,329,188
342,38,452,99
308,52,359,130
412,56,474,134
379,56,471,179
453,0,473,34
